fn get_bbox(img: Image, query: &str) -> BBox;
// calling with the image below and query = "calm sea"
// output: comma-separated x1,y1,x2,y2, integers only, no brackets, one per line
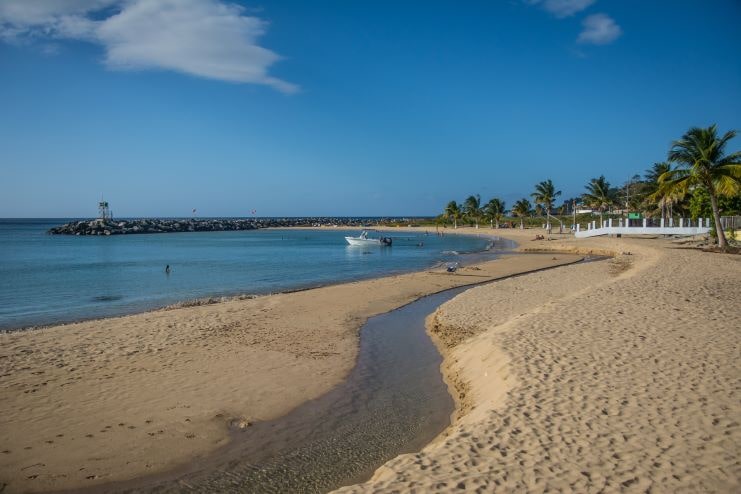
0,219,507,330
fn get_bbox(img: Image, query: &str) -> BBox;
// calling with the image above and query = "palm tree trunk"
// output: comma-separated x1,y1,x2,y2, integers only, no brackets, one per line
454,218,457,229
708,189,727,248
520,218,524,229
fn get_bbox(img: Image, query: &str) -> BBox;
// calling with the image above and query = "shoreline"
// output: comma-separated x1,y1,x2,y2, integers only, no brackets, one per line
97,255,594,494
0,232,582,493
1,228,501,334
9,226,735,493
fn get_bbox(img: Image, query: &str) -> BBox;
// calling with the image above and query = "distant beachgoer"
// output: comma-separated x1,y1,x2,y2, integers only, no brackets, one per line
165,264,171,274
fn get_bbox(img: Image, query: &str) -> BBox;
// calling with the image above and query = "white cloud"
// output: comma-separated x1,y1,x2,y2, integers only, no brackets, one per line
0,0,297,93
526,0,595,18
577,13,622,45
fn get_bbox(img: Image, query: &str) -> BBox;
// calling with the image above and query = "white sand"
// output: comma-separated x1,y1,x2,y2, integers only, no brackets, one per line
339,229,741,493
4,225,738,493
0,245,579,493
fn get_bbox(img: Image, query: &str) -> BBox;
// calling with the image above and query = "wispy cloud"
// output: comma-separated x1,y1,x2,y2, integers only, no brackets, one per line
0,0,298,93
577,13,622,45
526,0,595,18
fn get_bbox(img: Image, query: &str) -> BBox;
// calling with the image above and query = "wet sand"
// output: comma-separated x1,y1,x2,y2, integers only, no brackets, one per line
340,228,741,493
0,242,581,493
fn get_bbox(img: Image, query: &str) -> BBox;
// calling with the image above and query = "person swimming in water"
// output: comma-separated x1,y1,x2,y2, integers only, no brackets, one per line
165,264,171,274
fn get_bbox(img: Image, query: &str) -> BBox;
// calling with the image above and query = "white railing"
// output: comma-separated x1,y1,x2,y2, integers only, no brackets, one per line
721,216,740,230
574,217,711,238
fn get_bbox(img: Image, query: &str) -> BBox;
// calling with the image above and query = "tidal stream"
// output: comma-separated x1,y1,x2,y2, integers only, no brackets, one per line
101,286,465,494
93,254,598,494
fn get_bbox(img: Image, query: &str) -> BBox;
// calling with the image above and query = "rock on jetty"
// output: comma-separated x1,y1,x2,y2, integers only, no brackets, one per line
48,217,420,236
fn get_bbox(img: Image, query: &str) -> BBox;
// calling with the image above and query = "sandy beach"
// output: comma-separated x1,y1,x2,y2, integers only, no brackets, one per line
2,226,739,493
0,238,581,493
4,1,740,491
340,228,741,493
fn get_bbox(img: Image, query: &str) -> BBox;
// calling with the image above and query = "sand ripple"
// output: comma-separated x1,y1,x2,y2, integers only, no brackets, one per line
341,236,741,493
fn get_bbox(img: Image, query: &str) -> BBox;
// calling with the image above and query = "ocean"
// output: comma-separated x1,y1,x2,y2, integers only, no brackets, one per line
0,219,505,330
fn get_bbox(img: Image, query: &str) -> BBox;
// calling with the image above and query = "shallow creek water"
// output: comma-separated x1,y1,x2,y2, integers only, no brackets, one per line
102,286,468,494
92,254,602,494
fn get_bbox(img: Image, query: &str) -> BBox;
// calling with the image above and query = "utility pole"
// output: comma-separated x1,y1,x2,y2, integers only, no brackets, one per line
573,199,576,232
624,177,631,227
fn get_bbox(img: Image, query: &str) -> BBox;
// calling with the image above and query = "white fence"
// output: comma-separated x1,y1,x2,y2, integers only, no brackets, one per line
575,217,711,238
721,216,740,230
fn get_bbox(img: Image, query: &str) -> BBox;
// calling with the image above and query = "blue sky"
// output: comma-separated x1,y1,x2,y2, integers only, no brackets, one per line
1,0,740,217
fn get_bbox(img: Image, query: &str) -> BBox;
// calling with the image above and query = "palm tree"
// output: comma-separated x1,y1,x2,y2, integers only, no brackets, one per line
483,198,506,228
622,174,644,212
644,162,672,220
646,162,686,221
582,175,614,225
444,200,462,229
661,124,741,248
531,179,561,230
512,198,531,229
463,194,482,228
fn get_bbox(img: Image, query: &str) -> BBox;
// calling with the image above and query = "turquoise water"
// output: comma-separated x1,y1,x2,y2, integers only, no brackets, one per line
0,219,498,330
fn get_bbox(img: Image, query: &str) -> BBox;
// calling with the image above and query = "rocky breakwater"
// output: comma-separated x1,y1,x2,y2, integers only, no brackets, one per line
48,217,410,235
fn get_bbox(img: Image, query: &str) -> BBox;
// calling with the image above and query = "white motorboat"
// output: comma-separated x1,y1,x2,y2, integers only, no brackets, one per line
344,230,392,246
